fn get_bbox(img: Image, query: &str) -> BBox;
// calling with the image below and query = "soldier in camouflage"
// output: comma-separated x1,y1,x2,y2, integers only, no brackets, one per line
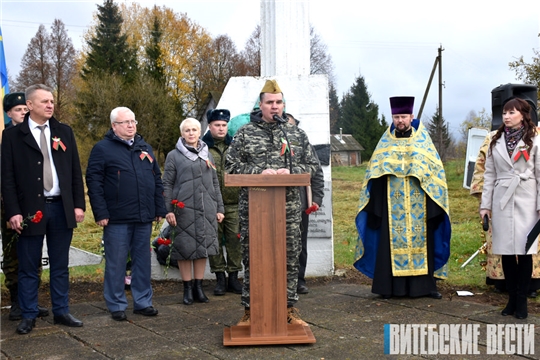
225,79,320,326
201,109,243,296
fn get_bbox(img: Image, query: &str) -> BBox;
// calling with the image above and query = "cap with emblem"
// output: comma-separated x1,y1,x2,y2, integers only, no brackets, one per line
3,92,26,113
206,109,230,123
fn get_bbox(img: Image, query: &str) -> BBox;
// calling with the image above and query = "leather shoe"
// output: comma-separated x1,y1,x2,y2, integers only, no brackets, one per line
297,284,309,294
111,311,127,321
133,306,158,316
16,318,36,335
37,305,49,318
430,291,443,299
53,313,83,327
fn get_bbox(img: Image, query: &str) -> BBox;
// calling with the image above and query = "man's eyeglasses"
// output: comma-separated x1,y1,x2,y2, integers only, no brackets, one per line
114,120,138,126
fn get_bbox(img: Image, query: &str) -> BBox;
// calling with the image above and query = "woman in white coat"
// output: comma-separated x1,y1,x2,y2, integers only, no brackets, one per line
480,97,540,319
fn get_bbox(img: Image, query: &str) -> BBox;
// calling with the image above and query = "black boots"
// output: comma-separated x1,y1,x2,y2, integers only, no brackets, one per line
193,279,209,303
214,272,227,296
228,272,243,294
183,280,193,305
184,280,209,304
8,289,22,321
501,255,531,319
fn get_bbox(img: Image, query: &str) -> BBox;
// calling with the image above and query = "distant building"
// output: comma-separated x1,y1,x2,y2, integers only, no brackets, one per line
330,130,364,166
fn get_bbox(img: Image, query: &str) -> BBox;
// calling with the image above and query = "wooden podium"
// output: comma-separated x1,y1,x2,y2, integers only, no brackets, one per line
223,174,316,346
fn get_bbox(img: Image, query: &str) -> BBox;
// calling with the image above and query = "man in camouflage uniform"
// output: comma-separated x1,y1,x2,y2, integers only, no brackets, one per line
286,113,325,295
1,93,48,321
225,79,320,326
201,108,243,296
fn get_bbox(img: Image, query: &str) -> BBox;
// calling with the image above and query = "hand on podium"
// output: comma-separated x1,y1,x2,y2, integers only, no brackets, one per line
261,168,290,175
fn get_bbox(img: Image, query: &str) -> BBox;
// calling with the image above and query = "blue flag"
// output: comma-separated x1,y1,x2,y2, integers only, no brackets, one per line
1,26,11,125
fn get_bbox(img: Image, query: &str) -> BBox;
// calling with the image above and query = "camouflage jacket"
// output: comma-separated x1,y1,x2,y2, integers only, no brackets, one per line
225,110,320,178
201,131,240,206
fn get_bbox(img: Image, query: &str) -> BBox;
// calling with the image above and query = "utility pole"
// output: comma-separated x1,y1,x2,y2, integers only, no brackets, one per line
418,45,444,120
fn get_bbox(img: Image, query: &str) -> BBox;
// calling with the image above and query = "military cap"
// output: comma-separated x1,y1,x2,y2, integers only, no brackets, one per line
390,96,415,115
260,79,282,94
3,92,26,113
206,108,230,123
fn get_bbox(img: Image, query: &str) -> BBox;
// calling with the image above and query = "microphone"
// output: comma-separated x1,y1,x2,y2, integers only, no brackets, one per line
273,114,287,123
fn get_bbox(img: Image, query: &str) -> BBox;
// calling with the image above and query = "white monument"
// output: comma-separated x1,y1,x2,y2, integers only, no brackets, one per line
151,0,333,280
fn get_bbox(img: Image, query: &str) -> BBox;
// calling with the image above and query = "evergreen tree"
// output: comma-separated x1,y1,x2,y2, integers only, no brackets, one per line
82,0,138,82
144,9,165,86
329,84,340,134
338,75,385,160
424,106,452,162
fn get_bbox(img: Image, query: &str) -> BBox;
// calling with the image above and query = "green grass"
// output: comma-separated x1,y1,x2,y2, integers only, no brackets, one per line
1,159,492,290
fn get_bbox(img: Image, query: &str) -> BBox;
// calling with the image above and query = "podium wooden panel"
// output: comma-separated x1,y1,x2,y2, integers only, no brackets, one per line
223,174,316,346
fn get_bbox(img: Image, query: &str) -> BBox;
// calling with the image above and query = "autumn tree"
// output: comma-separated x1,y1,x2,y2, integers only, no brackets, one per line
14,24,52,90
459,108,492,141
48,19,77,123
310,26,335,86
237,24,336,85
338,75,385,160
425,106,453,162
237,26,261,76
14,20,77,123
509,33,540,101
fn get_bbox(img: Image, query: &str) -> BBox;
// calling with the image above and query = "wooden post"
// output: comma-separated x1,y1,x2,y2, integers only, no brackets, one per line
223,174,316,346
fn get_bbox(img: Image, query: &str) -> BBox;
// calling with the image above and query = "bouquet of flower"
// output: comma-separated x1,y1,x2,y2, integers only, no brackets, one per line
151,200,185,276
6,210,43,252
151,227,177,270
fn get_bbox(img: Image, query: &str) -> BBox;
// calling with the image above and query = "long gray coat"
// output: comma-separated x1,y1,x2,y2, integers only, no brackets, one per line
481,134,540,255
163,138,224,260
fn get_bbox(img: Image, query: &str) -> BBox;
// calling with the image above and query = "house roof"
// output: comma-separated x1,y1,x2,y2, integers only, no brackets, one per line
330,134,364,151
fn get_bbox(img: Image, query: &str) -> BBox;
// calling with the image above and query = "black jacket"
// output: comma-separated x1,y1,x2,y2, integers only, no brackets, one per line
86,129,166,223
1,114,85,235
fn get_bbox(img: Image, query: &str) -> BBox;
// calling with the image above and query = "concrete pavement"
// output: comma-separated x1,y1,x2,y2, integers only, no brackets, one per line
2,278,540,359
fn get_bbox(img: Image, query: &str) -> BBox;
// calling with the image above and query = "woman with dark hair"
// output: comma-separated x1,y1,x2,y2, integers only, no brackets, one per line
480,97,540,319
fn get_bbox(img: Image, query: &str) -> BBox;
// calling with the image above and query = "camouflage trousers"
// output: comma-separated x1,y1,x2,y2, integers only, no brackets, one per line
209,204,243,273
1,223,19,295
238,187,302,307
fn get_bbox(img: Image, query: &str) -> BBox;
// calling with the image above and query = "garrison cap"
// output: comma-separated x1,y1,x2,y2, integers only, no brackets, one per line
260,79,282,94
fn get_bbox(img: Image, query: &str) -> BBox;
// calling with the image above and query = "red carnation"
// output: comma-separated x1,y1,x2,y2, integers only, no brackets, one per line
31,210,43,223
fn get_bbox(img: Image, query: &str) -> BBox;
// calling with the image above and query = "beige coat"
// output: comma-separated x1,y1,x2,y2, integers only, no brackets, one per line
481,134,540,255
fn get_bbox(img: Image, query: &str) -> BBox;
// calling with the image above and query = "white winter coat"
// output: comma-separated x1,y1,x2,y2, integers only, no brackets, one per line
481,134,540,255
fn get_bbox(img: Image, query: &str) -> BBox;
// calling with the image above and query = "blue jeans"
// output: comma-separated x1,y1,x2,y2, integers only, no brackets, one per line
17,201,73,318
103,222,153,312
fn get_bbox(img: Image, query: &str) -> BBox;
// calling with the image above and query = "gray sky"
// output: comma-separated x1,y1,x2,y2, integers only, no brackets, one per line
1,0,539,138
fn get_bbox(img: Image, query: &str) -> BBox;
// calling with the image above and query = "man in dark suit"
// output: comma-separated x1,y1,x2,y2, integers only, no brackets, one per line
1,84,86,334
1,92,49,321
